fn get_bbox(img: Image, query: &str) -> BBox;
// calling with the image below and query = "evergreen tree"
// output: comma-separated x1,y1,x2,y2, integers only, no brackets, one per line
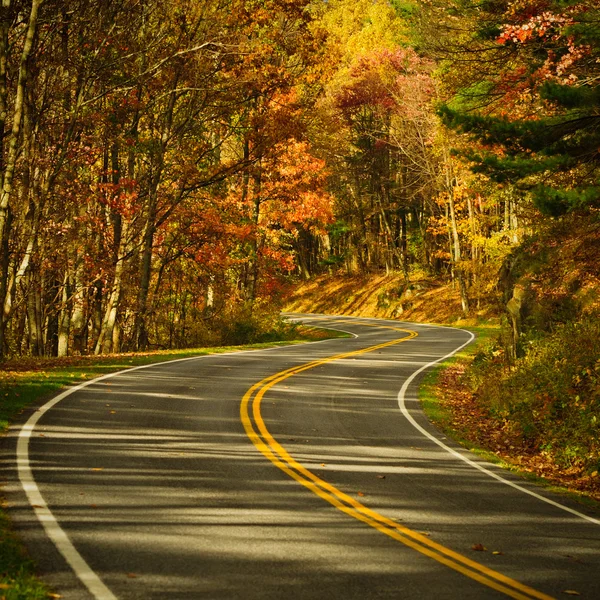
437,1,600,216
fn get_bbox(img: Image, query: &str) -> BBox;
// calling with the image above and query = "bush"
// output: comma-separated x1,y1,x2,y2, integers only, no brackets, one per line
216,306,299,346
468,312,600,473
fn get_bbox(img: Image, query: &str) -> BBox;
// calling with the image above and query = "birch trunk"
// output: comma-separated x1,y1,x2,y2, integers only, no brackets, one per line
57,270,70,357
94,220,129,355
0,0,42,355
448,189,470,316
70,254,87,354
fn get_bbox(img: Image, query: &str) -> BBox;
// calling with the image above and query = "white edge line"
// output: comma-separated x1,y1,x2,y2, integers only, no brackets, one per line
17,355,209,600
16,339,350,600
290,313,600,524
395,327,600,526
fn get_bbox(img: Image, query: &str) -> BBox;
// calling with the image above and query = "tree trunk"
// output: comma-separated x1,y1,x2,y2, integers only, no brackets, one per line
95,139,127,354
95,221,129,355
246,186,261,306
26,269,43,356
0,0,42,356
448,189,470,317
133,207,156,350
376,195,409,282
71,248,87,354
57,270,70,357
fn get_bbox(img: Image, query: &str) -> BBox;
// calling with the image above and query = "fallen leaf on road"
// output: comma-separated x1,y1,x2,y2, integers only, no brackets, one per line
127,573,137,579
492,551,504,555
472,543,486,551
563,591,580,596
357,491,365,497
91,468,104,471
90,504,98,509
376,475,386,479
110,411,116,414
563,554,583,563
48,594,62,598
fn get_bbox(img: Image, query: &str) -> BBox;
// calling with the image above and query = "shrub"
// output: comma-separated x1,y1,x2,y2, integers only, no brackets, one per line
468,312,600,473
216,305,299,346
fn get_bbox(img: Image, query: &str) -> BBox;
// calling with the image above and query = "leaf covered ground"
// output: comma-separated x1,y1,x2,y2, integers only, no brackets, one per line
284,270,497,326
429,354,600,503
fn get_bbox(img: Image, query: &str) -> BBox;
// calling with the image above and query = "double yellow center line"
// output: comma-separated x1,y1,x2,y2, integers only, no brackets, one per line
240,324,554,600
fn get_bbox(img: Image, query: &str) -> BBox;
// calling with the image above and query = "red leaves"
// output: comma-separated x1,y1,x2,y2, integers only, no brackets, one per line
495,4,593,88
95,179,140,218
335,48,433,116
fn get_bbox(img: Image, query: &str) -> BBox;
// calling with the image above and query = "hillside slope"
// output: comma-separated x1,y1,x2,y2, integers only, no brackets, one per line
284,273,497,325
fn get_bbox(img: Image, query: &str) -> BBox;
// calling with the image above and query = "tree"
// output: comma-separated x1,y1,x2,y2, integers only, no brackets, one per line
438,0,600,216
0,0,43,355
0,0,332,357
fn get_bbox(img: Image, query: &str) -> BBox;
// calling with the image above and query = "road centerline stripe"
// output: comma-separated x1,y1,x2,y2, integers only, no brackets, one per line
240,322,555,600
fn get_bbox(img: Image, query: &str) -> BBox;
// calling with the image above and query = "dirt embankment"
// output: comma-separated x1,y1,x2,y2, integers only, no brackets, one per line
283,273,497,325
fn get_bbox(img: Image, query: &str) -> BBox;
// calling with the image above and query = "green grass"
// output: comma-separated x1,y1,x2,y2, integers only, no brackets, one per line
0,509,52,600
0,326,348,598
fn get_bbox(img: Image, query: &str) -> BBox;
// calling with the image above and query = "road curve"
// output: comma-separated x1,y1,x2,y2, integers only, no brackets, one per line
3,314,599,599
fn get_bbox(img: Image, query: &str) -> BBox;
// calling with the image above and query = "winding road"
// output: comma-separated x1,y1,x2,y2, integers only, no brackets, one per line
4,314,600,599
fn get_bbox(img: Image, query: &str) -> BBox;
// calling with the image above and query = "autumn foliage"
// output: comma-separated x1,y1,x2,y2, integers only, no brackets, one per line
0,0,333,356
0,0,598,393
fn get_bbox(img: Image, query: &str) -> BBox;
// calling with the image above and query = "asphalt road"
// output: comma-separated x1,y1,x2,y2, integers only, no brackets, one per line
3,314,599,599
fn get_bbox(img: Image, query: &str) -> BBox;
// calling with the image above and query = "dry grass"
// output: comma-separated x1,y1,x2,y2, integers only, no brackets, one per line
284,272,498,326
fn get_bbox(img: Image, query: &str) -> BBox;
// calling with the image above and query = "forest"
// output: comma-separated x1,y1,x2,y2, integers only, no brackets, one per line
0,0,596,360
0,3,599,596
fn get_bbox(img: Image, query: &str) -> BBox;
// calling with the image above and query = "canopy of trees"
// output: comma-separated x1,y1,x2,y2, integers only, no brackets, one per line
1,0,597,358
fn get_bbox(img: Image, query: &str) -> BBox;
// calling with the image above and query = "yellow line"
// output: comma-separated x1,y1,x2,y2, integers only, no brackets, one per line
240,324,555,600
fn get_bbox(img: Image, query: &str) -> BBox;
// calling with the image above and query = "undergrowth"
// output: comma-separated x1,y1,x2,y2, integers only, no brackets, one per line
0,509,52,599
468,312,600,477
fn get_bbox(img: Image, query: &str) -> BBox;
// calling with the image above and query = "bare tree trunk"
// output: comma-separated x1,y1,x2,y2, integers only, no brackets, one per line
57,270,70,356
70,254,87,354
246,179,261,306
0,0,42,356
447,189,470,316
95,221,129,355
95,141,127,355
509,197,519,244
91,279,103,348
26,268,43,356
